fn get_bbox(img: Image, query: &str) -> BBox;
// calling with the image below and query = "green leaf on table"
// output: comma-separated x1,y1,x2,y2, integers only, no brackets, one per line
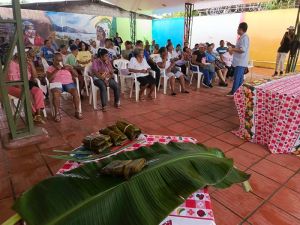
13,142,250,225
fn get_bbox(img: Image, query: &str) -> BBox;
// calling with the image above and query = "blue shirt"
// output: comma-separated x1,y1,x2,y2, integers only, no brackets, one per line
205,52,216,63
216,47,227,55
232,33,249,67
40,46,54,63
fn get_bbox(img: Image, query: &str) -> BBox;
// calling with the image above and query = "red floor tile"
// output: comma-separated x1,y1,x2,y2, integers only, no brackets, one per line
0,197,15,224
239,142,269,157
211,120,238,131
196,115,220,123
211,185,263,218
265,154,300,172
181,118,207,129
169,113,190,122
251,159,295,184
0,178,13,200
211,198,243,225
270,187,300,220
226,148,261,168
246,170,281,199
203,138,234,152
216,132,245,146
286,173,300,193
155,116,177,127
248,203,300,225
167,123,193,134
184,130,212,143
197,125,226,136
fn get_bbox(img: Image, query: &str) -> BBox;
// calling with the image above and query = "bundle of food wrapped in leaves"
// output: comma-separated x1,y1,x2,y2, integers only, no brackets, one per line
99,127,124,146
82,133,112,153
116,121,142,140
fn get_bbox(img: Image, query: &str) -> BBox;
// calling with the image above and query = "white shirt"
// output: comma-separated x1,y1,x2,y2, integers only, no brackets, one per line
222,52,233,67
232,33,250,67
128,57,150,70
106,48,118,60
156,56,171,69
91,46,98,56
168,50,179,60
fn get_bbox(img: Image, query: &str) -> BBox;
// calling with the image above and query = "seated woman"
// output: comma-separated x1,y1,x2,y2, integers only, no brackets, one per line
157,47,189,96
46,53,82,122
77,41,92,67
128,48,156,101
205,43,228,87
7,47,45,124
92,48,120,111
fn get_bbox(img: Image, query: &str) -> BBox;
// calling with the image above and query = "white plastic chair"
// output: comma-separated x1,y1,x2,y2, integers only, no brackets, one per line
114,46,121,55
46,77,82,117
113,59,129,93
129,70,157,102
41,57,50,73
88,74,118,110
189,62,203,89
83,64,93,97
8,94,25,118
158,68,182,94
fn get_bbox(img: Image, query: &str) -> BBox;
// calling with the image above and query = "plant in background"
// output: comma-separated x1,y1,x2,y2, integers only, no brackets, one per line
10,142,250,225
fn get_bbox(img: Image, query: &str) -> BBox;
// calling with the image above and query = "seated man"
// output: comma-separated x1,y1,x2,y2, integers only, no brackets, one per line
46,53,82,122
157,47,189,96
192,43,214,88
92,48,120,111
40,39,55,65
121,41,133,60
216,40,228,55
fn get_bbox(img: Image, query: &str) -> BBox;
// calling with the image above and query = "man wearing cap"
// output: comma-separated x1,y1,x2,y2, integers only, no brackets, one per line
274,26,295,76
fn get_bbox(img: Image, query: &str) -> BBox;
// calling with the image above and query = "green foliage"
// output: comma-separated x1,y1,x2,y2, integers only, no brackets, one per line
13,142,250,225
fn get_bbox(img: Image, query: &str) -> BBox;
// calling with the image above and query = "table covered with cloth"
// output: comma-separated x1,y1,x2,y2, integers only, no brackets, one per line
57,134,216,225
233,74,300,154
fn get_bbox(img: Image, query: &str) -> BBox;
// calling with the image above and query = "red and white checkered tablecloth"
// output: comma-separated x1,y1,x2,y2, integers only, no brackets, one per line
57,134,216,225
233,74,300,154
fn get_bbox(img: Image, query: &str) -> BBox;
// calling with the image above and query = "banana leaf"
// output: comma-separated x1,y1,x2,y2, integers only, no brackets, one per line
13,142,250,225
108,125,128,141
116,120,141,140
99,128,123,146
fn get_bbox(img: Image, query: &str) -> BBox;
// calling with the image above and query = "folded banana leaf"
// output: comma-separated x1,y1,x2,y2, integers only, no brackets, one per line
82,134,111,152
107,125,128,141
116,120,141,140
99,128,123,146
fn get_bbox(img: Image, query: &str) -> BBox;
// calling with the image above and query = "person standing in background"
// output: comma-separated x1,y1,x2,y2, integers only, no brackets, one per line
150,40,156,53
227,22,250,96
274,26,295,76
114,33,123,50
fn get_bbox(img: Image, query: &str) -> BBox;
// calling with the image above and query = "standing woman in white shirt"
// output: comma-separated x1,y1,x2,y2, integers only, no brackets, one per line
128,48,156,101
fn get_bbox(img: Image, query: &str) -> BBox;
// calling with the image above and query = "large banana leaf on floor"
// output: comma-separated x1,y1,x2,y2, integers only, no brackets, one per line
13,142,250,225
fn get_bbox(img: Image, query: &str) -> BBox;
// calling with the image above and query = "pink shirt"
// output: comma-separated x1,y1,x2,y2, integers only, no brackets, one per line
47,66,74,85
7,60,32,81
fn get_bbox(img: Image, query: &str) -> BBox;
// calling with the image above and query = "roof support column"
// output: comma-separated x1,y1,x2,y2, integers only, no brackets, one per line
184,3,194,47
130,11,137,44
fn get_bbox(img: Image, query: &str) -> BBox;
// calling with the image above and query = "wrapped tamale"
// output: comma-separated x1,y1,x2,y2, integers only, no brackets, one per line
107,125,128,141
101,158,146,179
116,121,141,140
99,128,123,146
82,133,111,152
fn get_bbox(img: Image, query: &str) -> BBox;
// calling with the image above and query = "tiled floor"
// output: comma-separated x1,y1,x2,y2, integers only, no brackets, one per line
0,67,299,225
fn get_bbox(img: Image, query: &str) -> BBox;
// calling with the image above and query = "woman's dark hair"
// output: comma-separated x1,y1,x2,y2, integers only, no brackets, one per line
97,48,108,58
207,43,214,48
176,44,181,48
183,46,188,52
78,41,89,51
135,40,143,46
238,22,248,32
158,47,166,56
44,39,49,45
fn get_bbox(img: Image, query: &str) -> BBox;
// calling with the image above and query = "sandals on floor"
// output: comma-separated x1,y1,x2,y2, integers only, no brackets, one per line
75,111,83,120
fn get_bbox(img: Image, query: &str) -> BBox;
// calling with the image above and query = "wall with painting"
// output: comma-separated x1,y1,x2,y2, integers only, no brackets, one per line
0,7,152,52
152,8,298,69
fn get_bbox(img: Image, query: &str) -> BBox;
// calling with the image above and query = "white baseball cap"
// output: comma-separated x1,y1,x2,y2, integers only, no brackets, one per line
287,26,295,30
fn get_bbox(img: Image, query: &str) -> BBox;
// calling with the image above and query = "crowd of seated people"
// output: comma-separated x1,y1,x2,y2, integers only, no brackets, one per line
5,32,241,125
